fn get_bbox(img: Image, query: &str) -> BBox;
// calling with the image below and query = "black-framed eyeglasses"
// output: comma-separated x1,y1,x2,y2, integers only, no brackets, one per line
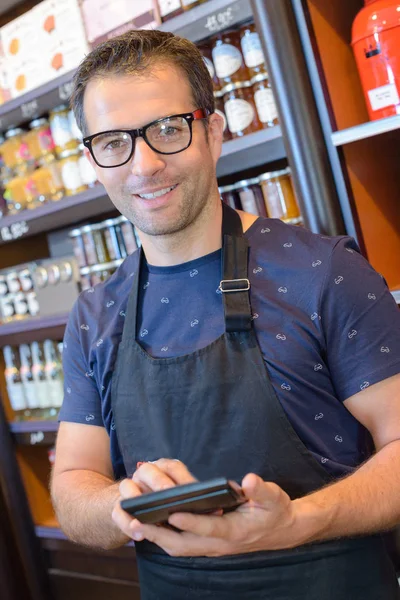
83,108,210,168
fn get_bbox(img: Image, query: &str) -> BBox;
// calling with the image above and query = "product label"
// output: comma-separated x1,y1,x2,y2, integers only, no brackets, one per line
48,379,64,408
78,155,97,186
6,381,26,411
158,0,181,17
14,292,29,316
368,83,400,112
241,33,264,68
33,380,51,409
254,88,278,123
38,128,56,152
61,161,84,192
22,380,40,409
203,56,215,79
212,44,243,79
51,115,74,148
224,98,255,134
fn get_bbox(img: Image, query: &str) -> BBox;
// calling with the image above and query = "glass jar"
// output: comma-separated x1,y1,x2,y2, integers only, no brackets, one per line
32,159,64,203
212,30,249,87
68,110,83,142
223,81,262,138
102,218,129,261
90,263,115,286
198,44,220,92
6,173,30,211
49,105,78,155
81,224,110,266
78,145,97,187
259,168,302,223
58,148,87,196
214,91,232,143
117,216,139,254
2,128,30,172
218,184,241,209
234,178,267,217
26,118,56,162
240,23,267,79
158,0,183,22
79,267,92,292
252,74,279,128
69,228,87,268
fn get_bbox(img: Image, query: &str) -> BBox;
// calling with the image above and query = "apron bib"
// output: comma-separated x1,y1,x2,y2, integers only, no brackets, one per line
111,203,399,599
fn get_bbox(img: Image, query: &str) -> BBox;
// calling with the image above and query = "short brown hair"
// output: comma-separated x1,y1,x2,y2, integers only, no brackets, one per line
71,29,215,136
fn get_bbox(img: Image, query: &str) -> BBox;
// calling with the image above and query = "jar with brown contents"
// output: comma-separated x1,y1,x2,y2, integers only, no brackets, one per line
212,30,249,87
223,81,262,138
81,224,110,266
214,91,232,143
157,0,183,22
252,74,279,128
32,159,64,204
2,128,30,172
259,168,302,224
58,148,87,196
102,218,129,261
240,23,267,79
26,118,56,162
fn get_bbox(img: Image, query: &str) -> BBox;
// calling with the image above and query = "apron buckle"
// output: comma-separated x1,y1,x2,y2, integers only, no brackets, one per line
219,279,251,293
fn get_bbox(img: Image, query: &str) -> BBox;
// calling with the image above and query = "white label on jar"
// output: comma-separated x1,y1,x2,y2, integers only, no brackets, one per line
212,44,243,79
241,33,265,68
22,381,40,409
203,56,215,79
48,380,64,408
158,0,181,17
14,293,29,316
215,108,228,132
50,115,74,148
61,161,84,192
34,381,51,409
254,88,278,123
1,296,14,318
368,83,400,112
224,98,255,134
79,155,97,186
6,382,26,411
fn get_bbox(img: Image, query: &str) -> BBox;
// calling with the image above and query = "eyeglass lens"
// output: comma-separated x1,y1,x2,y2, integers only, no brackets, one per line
91,116,192,167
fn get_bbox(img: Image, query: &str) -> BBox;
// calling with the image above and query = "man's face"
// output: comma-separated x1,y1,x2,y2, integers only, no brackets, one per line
83,65,223,237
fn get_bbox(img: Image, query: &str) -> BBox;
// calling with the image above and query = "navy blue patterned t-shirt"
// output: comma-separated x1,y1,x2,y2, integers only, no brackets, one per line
59,217,400,481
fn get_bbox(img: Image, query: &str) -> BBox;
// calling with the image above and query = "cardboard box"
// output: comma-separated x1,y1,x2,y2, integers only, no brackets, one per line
79,0,160,48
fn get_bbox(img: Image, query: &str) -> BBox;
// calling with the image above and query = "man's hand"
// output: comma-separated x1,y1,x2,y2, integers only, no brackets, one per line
113,459,297,557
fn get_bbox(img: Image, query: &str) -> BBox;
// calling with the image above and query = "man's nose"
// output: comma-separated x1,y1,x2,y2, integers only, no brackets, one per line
130,137,165,177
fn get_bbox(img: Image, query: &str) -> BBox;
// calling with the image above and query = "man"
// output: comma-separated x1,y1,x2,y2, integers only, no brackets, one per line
51,29,400,599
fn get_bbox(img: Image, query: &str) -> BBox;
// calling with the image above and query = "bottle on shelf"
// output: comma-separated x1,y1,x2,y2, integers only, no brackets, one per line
3,345,28,421
43,339,64,419
31,341,52,419
19,344,40,420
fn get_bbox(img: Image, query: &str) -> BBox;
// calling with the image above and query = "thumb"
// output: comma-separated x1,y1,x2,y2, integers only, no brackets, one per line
241,473,284,507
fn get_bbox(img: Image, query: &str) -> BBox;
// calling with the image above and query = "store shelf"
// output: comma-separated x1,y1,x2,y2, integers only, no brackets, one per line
0,185,113,245
10,419,59,446
217,126,285,177
392,290,400,305
159,0,252,42
0,313,68,347
331,115,400,147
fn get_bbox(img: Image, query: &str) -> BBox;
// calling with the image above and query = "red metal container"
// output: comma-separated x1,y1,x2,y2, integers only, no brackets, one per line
352,0,400,121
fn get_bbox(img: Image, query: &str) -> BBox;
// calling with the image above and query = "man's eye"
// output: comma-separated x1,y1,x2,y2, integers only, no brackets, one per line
160,126,179,136
104,139,125,150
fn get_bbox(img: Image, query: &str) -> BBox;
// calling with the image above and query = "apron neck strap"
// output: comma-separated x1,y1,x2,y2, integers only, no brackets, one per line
220,202,252,333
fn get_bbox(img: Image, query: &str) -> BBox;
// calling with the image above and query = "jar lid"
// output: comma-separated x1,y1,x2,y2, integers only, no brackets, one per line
81,222,105,233
222,81,252,94
233,177,260,188
51,104,69,113
250,73,269,85
114,215,129,225
68,227,83,238
218,183,238,193
59,148,81,159
29,117,48,129
88,259,122,273
214,90,224,99
5,127,24,139
259,167,291,181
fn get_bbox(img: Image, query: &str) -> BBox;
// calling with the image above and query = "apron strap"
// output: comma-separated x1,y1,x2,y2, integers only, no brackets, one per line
220,203,252,333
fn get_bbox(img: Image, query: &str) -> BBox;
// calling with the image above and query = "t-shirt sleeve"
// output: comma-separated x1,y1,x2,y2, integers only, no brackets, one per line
58,299,103,427
320,237,400,402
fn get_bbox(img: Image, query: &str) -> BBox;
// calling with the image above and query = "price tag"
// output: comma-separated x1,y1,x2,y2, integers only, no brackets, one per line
204,6,234,34
1,221,29,242
58,81,74,102
30,431,45,445
21,99,39,120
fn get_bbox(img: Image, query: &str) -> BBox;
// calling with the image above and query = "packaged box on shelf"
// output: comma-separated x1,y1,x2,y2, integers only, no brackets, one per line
79,0,160,48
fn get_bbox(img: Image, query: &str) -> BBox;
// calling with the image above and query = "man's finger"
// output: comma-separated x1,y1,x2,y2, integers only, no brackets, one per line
133,459,196,492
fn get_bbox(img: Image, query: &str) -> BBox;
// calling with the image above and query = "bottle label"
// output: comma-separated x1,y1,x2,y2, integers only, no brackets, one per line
254,88,278,123
212,44,243,79
368,83,400,112
224,98,255,134
34,380,51,408
22,381,40,409
48,380,64,408
241,33,265,68
61,161,84,192
38,128,56,152
158,0,181,17
6,381,26,411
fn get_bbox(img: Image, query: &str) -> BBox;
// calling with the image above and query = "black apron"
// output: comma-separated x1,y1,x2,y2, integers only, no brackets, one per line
111,203,399,599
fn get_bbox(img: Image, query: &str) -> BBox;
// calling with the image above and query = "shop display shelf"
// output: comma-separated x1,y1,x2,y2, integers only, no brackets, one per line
331,115,400,147
159,0,252,42
0,185,113,245
10,419,59,446
0,313,68,347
